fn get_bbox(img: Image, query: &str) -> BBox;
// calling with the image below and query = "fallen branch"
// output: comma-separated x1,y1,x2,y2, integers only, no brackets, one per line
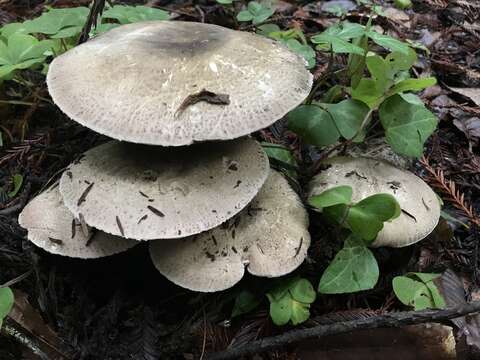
206,301,480,360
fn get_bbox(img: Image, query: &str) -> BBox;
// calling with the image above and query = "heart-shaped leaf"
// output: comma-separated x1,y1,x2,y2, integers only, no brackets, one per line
0,287,14,329
347,193,400,241
309,186,353,209
380,94,438,157
288,105,340,147
318,235,379,294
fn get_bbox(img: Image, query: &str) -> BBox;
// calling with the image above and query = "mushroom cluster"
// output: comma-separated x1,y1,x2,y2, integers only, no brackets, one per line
19,21,313,292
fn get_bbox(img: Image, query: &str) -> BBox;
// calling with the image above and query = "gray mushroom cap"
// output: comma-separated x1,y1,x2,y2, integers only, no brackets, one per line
59,137,269,241
18,186,138,258
149,170,310,292
46,21,313,146
308,157,440,248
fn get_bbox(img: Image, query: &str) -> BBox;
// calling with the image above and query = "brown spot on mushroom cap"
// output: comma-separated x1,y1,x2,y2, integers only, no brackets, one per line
59,138,269,241
308,157,441,248
18,186,138,259
46,21,313,146
149,170,310,292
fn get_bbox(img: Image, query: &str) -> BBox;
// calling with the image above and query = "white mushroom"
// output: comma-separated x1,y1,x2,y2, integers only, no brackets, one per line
46,21,313,146
149,170,310,292
308,157,440,248
59,137,269,240
18,186,138,258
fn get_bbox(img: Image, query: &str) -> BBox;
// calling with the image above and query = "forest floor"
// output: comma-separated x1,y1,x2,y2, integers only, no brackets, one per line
0,0,479,359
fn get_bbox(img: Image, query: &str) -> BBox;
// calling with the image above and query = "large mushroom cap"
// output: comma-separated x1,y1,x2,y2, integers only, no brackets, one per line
149,170,310,292
18,186,138,258
308,157,440,248
47,21,313,146
59,137,269,241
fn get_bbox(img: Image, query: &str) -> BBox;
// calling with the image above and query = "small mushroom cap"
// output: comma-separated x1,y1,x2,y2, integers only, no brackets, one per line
59,137,269,241
18,186,138,258
46,21,313,146
149,170,310,292
308,157,440,248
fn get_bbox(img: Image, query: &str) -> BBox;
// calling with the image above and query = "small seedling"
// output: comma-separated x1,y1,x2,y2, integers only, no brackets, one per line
0,287,14,329
237,2,274,25
393,273,446,310
267,278,316,326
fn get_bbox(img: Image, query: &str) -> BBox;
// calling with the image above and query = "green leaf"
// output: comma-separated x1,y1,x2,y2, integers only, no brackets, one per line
398,93,424,106
351,78,384,108
393,273,445,310
237,2,275,24
7,174,23,198
289,278,316,304
217,0,235,4
291,300,310,325
366,53,390,92
0,34,54,80
102,5,169,24
385,49,417,73
313,34,365,55
261,143,298,179
395,0,412,9
426,281,446,309
285,39,316,69
367,30,410,54
0,287,14,329
232,290,261,317
318,235,379,294
389,77,437,95
0,23,29,38
256,24,281,37
309,186,353,209
23,7,89,38
379,94,438,157
347,193,401,241
327,99,370,139
411,272,440,283
288,105,340,147
268,293,292,326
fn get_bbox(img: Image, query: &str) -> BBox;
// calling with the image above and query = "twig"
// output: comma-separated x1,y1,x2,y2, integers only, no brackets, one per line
206,301,480,360
420,156,480,227
0,270,33,288
1,320,50,360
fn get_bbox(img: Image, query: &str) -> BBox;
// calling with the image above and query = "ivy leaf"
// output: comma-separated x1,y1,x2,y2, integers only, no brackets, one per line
23,7,89,38
267,292,292,326
0,34,54,80
102,5,169,24
7,174,23,198
289,278,316,303
267,278,315,326
291,300,311,325
389,77,437,95
366,53,390,93
256,24,281,37
327,99,370,139
351,78,384,108
285,39,316,69
318,235,379,294
231,290,261,317
309,185,353,209
288,105,340,147
313,34,365,55
392,273,445,310
347,193,400,241
367,30,410,54
385,49,417,73
0,287,14,329
261,143,298,179
236,10,254,22
379,94,438,157
237,2,274,24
